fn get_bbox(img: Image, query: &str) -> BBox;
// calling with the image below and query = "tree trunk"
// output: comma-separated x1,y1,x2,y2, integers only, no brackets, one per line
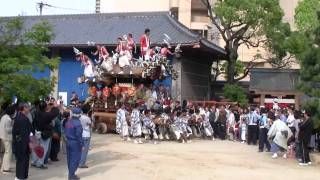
226,44,239,84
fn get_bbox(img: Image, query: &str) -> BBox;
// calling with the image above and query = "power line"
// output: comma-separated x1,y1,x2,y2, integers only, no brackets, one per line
36,1,93,15
47,5,93,13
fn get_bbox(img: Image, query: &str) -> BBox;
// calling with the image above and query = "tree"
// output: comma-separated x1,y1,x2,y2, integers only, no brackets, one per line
0,18,59,104
219,60,246,79
295,0,320,33
298,12,320,128
223,84,248,106
203,0,290,83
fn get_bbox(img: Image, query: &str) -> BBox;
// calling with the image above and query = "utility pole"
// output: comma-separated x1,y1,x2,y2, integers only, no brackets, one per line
37,2,52,15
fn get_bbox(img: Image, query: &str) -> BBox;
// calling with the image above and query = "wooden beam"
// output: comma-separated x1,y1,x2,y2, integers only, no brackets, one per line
260,94,265,107
251,90,300,96
295,94,301,110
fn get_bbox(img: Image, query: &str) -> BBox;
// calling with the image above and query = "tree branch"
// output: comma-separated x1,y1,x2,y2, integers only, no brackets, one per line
239,38,266,48
234,56,260,81
203,0,228,41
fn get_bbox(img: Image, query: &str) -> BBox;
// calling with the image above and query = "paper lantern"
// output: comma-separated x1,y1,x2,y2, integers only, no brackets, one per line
103,87,110,98
112,85,121,95
121,87,129,94
128,86,136,97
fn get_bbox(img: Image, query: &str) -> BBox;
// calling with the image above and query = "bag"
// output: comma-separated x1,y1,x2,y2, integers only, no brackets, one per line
34,145,44,158
29,135,39,149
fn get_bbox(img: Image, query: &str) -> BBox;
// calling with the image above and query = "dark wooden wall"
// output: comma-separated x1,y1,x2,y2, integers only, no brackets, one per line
172,48,215,101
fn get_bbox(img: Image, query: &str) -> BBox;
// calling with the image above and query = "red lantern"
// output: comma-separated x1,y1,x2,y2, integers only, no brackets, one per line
112,85,121,95
103,87,110,98
121,87,129,94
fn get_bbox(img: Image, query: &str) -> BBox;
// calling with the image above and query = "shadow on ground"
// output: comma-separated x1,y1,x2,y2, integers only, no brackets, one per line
0,147,137,180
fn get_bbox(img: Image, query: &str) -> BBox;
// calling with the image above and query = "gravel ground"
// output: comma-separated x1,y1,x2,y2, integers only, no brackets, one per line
0,134,319,180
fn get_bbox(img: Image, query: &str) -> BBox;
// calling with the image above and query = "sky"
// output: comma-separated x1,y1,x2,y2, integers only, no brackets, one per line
0,0,96,16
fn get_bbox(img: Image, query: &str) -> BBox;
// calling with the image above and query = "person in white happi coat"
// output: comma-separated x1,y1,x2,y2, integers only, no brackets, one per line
116,104,131,141
142,110,158,144
130,104,143,144
268,115,293,159
175,110,191,143
158,108,171,140
201,111,215,141
169,110,182,140
239,109,249,143
227,110,236,141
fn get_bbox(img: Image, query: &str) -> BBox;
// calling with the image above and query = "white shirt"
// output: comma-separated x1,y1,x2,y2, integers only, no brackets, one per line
0,114,13,141
227,112,235,127
286,114,295,127
80,114,92,138
273,102,279,110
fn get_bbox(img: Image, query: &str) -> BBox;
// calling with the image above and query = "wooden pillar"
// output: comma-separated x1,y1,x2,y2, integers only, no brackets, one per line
295,93,300,110
171,58,182,102
50,48,60,99
260,94,265,107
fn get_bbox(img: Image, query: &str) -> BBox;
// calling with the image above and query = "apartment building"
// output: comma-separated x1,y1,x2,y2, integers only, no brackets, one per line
96,0,219,43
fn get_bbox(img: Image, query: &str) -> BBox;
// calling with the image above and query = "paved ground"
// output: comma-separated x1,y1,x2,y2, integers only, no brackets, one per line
1,134,319,180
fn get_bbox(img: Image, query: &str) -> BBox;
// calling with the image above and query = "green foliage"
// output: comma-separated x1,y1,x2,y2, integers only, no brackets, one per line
219,60,245,78
302,99,320,128
214,0,284,36
204,0,288,82
0,18,59,104
295,0,320,33
298,12,320,128
263,22,294,68
223,84,248,107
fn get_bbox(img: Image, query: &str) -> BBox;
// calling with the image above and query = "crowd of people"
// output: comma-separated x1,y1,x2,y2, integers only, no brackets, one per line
0,95,319,180
115,101,319,166
0,98,92,180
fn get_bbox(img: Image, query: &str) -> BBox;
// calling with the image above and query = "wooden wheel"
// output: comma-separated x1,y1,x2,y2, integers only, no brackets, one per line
97,122,108,134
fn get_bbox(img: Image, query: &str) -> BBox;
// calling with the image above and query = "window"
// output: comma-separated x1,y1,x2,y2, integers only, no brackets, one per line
191,10,209,22
192,29,208,39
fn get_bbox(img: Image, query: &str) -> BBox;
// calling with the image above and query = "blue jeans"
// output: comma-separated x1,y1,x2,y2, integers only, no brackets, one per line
271,142,285,154
44,138,51,164
79,137,90,166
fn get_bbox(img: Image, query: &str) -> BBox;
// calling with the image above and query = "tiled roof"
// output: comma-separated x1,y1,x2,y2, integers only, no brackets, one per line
2,12,225,55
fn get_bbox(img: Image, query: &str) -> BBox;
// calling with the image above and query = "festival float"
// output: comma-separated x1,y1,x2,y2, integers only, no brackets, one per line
74,34,182,133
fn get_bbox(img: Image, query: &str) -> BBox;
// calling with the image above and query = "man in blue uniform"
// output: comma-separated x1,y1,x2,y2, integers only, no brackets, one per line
65,108,84,180
258,108,271,152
